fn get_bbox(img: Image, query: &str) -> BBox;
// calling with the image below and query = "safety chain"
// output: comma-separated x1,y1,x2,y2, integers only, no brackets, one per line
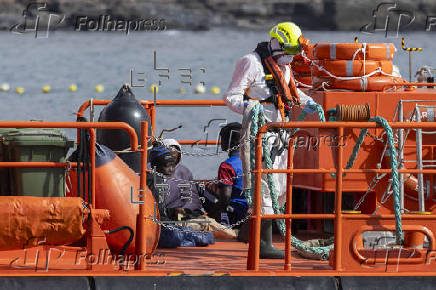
115,134,257,157
373,179,393,214
152,134,256,157
146,213,251,234
150,167,245,186
354,172,387,210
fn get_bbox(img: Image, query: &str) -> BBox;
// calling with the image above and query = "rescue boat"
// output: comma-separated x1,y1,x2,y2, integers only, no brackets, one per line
1,39,436,289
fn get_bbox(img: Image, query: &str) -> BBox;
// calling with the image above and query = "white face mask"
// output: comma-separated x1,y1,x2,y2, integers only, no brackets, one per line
276,54,293,65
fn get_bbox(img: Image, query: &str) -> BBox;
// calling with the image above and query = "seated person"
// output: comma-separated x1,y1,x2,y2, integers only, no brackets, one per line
148,139,238,241
147,144,214,247
161,138,203,218
147,144,181,221
216,122,248,227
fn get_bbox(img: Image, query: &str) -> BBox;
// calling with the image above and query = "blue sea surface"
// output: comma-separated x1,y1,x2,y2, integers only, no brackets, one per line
0,29,435,178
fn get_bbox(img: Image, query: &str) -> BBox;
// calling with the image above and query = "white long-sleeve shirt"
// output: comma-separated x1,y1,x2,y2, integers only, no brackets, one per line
223,52,315,122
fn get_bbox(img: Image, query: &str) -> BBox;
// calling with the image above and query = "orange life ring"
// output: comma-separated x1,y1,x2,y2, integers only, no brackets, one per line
294,75,312,86
291,59,311,74
311,60,393,77
312,76,405,91
313,43,395,60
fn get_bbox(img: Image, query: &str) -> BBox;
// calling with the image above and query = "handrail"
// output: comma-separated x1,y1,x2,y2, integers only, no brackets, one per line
352,225,435,264
248,121,436,271
382,82,436,91
76,99,226,142
0,121,138,208
258,121,436,131
0,121,138,151
76,99,226,118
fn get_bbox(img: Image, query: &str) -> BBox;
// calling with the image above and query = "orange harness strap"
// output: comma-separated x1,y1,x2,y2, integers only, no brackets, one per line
244,56,301,121
264,56,301,120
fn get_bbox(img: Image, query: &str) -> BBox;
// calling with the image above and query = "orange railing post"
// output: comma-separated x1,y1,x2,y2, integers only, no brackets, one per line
135,121,148,270
247,129,264,271
89,129,96,208
284,138,295,270
334,126,344,271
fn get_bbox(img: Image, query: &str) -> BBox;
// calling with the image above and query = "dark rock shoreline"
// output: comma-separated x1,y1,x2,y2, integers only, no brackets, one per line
1,0,435,32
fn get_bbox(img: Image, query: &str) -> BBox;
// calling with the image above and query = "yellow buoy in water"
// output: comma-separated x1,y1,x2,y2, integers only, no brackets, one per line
210,87,221,95
149,84,159,94
1,83,10,92
194,84,206,94
178,87,186,94
95,84,104,93
42,85,51,93
15,87,24,94
69,84,78,92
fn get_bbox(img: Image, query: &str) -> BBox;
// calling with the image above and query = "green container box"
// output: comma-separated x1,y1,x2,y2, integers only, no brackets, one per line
2,128,74,197
0,128,14,195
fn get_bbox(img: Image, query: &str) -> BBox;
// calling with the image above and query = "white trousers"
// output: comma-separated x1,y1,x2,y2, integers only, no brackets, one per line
240,102,288,215
260,131,288,215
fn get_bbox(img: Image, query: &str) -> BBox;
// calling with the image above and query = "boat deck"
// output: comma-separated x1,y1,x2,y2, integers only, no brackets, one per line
149,239,331,274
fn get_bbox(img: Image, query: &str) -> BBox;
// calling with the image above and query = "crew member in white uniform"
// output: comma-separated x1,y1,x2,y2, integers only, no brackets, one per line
223,22,318,259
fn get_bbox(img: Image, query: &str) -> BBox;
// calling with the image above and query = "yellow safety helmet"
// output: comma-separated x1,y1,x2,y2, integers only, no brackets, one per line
269,22,303,55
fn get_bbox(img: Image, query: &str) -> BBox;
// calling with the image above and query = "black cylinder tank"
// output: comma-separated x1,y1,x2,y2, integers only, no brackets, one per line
97,84,152,173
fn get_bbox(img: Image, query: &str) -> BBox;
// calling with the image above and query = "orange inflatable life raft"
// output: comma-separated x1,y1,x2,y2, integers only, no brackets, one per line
311,60,393,77
67,144,160,256
0,196,87,251
313,43,395,60
312,76,404,91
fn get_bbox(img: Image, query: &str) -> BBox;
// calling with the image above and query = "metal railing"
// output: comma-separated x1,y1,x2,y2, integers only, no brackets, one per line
0,121,137,208
247,121,436,271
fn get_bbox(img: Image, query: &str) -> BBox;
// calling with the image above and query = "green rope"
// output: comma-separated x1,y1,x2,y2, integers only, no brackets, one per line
248,103,332,260
368,117,403,244
314,103,326,122
329,116,403,244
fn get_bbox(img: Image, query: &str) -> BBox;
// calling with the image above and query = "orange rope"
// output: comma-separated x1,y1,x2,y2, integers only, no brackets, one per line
336,104,370,121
